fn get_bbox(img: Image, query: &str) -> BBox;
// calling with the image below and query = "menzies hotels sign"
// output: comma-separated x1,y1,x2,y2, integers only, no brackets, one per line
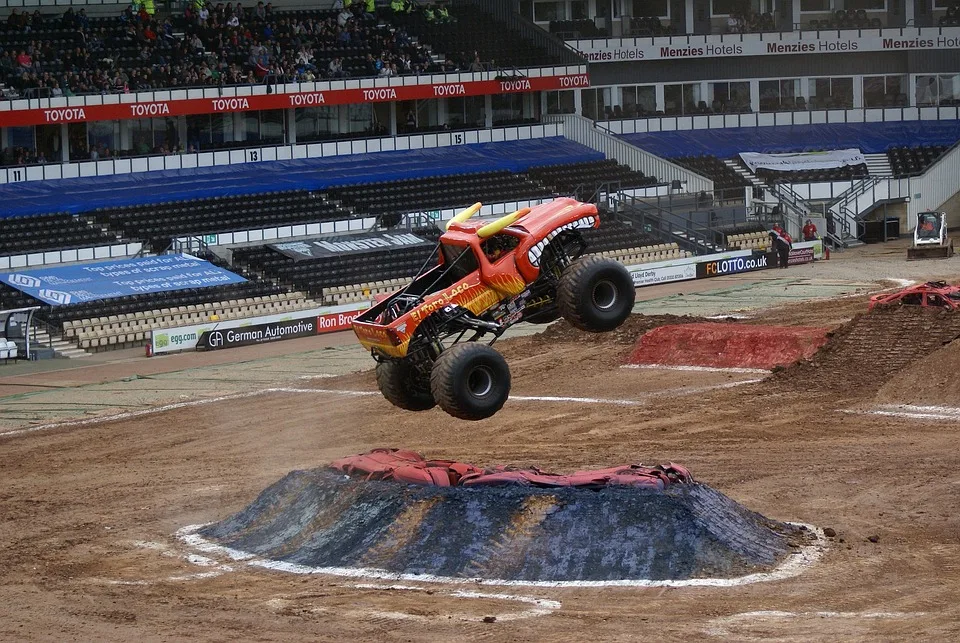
572,27,960,62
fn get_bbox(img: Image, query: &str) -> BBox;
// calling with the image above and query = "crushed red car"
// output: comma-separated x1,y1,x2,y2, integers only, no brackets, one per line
868,281,960,310
329,448,693,490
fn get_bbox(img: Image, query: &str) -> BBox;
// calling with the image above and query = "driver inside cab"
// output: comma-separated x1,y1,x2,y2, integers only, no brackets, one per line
482,234,516,263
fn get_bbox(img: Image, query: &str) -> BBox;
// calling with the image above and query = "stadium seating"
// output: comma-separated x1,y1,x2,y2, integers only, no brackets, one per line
526,160,659,196
233,240,436,301
64,291,318,351
324,171,555,221
670,156,751,193
90,190,348,245
717,224,770,250
754,163,869,184
886,144,950,177
0,213,119,256
395,5,566,69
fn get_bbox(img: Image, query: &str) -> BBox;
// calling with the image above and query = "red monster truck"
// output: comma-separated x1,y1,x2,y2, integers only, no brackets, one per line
352,197,636,421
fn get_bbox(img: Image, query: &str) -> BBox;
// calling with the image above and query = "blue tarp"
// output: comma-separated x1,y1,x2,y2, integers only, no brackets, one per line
0,137,604,218
0,254,246,306
621,121,960,159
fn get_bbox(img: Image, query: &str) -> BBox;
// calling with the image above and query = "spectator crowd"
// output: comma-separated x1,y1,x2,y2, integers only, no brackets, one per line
1,1,464,100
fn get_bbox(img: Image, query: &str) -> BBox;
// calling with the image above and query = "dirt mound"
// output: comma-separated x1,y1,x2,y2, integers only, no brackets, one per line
766,307,960,399
196,468,811,582
876,338,960,406
627,323,829,370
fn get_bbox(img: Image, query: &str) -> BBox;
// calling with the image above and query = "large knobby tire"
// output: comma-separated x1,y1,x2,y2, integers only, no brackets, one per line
376,360,436,411
430,343,511,421
557,256,636,332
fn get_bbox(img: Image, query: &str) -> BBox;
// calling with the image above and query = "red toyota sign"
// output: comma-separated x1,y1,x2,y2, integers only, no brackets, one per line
2,73,590,127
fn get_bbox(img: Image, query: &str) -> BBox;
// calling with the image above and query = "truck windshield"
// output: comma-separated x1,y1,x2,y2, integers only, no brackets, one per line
440,243,479,281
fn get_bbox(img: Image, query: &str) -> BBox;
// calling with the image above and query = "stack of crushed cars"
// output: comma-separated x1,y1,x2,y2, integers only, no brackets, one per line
330,448,693,490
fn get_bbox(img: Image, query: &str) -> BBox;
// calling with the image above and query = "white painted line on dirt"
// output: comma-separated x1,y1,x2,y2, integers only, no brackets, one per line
0,390,271,438
176,523,827,589
621,364,771,374
877,404,960,415
346,582,561,621
844,409,960,422
705,609,926,637
297,374,338,379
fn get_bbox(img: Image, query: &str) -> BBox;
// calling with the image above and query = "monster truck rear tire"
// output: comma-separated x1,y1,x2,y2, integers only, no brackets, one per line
557,256,636,332
376,360,436,411
430,343,511,421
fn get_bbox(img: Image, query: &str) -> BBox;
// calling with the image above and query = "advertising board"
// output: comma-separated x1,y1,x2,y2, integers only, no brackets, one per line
150,301,370,354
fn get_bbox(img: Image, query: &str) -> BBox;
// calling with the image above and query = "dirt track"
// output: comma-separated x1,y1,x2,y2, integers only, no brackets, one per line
4,260,960,639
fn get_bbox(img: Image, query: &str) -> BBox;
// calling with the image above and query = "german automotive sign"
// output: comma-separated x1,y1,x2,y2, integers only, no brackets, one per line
197,318,316,350
269,232,431,261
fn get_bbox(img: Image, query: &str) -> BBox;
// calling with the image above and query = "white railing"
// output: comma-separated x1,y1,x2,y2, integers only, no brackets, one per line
0,242,142,270
598,106,960,136
906,142,960,225
545,114,713,193
0,123,562,186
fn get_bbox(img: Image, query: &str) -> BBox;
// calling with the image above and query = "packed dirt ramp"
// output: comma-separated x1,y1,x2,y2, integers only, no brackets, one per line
767,306,960,398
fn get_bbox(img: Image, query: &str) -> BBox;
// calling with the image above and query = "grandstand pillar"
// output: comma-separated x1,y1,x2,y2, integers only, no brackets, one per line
749,82,761,114
484,96,493,128
574,89,583,115
901,0,915,26
853,77,864,109
655,85,665,113
389,102,398,136
287,109,297,145
684,0,694,34
59,124,69,163
790,0,801,30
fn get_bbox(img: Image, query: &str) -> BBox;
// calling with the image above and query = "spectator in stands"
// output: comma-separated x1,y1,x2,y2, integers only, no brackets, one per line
802,219,819,241
469,56,484,72
328,57,347,78
769,225,792,268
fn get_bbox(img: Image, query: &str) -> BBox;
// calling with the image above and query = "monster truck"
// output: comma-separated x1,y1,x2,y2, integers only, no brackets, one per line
352,197,636,421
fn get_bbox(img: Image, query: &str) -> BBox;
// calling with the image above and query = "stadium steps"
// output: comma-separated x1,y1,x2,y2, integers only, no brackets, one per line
864,153,894,177
723,159,765,188
31,327,92,359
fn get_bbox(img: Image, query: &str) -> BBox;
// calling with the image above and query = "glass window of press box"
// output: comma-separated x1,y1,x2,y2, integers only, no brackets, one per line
759,78,801,111
621,85,656,117
808,77,854,109
710,81,750,113
632,0,669,17
546,90,576,115
916,74,960,106
664,83,705,115
863,75,908,107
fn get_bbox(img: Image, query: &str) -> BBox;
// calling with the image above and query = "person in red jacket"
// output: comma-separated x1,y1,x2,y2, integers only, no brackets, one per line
769,225,792,269
802,219,818,241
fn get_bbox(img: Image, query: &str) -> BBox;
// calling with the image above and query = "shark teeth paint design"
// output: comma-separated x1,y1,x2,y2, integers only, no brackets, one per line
527,216,597,267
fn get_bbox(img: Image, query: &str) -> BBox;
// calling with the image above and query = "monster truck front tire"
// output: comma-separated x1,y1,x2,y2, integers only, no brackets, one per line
557,256,636,332
430,343,511,421
376,360,436,411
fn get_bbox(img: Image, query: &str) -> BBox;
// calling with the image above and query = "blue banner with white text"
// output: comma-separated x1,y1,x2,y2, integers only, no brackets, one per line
0,254,246,306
